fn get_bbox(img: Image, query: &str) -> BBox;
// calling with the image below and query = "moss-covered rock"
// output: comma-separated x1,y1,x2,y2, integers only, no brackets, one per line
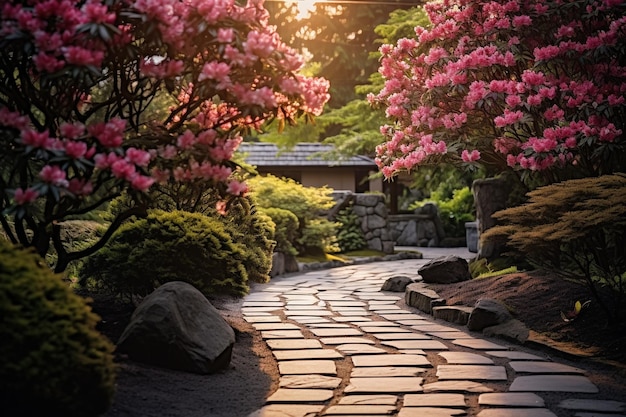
0,240,116,417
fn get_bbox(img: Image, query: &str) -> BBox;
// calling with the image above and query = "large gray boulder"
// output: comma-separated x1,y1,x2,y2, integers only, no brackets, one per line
418,255,471,284
117,281,235,374
467,298,513,331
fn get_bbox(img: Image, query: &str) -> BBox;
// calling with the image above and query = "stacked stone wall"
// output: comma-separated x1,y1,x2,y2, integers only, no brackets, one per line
347,193,394,254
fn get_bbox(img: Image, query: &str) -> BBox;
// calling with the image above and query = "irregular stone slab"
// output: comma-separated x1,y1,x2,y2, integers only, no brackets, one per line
242,307,282,313
336,344,388,355
368,304,402,310
332,316,373,322
411,324,459,332
338,394,398,405
436,365,507,381
323,404,397,414
308,323,355,328
382,340,449,350
253,323,300,331
396,349,427,355
483,319,529,343
403,393,466,407
361,327,411,333
452,338,508,350
439,352,494,365
397,319,429,326
381,313,427,321
279,374,342,389
429,331,474,340
373,333,432,340
432,305,474,325
261,330,305,339
278,360,337,375
476,408,557,417
266,339,322,350
485,351,546,361
246,404,324,417
320,337,376,345
351,367,428,377
266,388,334,403
558,399,626,413
354,321,401,327
352,354,431,367
345,377,424,393
423,381,493,393
368,300,399,305
478,393,545,407
509,361,585,374
288,316,330,324
327,301,367,307
310,328,362,337
375,310,415,315
286,309,334,316
244,315,282,323
274,349,343,360
398,407,467,417
509,375,598,393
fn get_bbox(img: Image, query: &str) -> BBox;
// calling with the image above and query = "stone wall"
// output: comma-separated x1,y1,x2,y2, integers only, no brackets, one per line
332,192,394,254
388,203,446,247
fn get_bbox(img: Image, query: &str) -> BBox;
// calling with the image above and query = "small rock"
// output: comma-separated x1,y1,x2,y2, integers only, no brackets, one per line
418,255,471,284
483,319,529,343
381,275,415,292
467,298,513,331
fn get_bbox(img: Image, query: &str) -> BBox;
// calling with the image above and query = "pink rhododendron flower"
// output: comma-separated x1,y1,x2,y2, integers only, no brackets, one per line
461,149,481,162
14,187,39,205
39,165,68,187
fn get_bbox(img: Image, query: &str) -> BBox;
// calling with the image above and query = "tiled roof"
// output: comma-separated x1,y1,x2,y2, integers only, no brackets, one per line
237,142,376,167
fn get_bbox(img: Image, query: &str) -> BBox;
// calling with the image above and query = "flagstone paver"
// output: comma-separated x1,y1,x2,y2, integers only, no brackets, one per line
439,352,494,364
478,393,545,407
278,360,337,376
436,365,508,381
476,408,558,417
403,393,467,407
279,375,343,389
398,407,468,417
241,256,621,417
344,376,424,393
509,375,599,393
266,389,334,403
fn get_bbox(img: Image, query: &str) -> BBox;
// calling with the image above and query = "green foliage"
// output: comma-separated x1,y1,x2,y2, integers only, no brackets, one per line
0,240,116,417
80,210,250,298
411,187,476,238
261,207,299,256
217,197,275,284
483,174,626,323
248,174,337,255
335,206,367,253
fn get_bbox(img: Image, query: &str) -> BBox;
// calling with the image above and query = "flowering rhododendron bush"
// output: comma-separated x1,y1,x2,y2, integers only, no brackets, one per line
371,0,625,184
0,0,329,271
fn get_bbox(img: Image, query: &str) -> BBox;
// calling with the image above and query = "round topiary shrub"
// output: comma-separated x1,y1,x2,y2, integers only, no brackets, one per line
0,239,116,417
80,209,250,298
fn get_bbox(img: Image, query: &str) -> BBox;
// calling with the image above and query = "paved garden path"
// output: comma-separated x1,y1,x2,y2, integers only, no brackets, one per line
244,248,625,417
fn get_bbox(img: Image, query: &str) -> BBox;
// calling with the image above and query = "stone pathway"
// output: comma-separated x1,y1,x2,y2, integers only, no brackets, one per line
243,255,626,417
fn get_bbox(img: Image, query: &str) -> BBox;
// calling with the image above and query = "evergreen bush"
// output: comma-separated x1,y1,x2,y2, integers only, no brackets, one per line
249,175,337,254
262,207,299,255
80,210,250,298
483,174,626,323
0,240,116,417
410,186,475,238
335,206,367,252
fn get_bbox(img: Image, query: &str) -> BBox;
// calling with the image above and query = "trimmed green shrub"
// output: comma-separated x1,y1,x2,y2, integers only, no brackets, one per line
218,197,275,283
483,174,626,323
410,186,475,237
248,174,337,255
80,210,250,298
335,206,367,252
0,240,116,417
262,207,299,255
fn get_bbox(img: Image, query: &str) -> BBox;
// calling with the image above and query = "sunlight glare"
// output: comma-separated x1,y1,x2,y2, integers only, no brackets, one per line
288,0,318,20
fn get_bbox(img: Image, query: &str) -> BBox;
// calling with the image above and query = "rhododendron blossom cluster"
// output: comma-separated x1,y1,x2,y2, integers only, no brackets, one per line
0,0,329,271
370,0,625,183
